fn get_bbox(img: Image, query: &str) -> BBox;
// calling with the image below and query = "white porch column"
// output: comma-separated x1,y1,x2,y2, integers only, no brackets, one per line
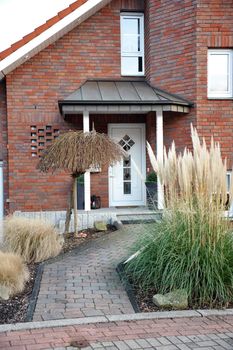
83,111,91,211
156,108,164,210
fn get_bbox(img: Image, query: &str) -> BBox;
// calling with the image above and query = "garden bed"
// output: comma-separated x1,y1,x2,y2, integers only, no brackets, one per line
117,262,233,313
0,226,116,324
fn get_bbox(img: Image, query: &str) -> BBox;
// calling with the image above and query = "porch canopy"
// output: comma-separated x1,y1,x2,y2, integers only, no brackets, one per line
58,80,191,115
58,80,193,211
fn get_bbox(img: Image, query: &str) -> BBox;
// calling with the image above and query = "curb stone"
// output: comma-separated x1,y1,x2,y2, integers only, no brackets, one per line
1,309,233,333
26,263,44,322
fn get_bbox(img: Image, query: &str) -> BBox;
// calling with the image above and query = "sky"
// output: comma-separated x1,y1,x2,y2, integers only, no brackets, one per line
0,0,75,52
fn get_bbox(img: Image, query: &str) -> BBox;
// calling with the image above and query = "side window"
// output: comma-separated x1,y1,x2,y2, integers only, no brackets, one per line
121,13,144,76
208,50,233,98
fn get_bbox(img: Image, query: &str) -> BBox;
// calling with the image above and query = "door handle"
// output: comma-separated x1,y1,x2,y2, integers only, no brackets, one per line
109,167,114,178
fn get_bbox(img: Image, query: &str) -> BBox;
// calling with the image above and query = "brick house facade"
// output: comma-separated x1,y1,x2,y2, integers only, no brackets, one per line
0,0,232,220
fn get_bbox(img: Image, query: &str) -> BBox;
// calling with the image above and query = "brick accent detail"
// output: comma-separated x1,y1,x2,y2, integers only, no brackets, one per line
30,125,60,158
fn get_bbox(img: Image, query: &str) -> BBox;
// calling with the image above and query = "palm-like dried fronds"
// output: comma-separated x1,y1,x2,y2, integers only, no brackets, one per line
38,130,125,175
37,130,125,234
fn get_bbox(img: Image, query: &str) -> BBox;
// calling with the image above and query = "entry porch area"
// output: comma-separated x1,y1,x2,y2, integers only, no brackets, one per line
59,79,192,216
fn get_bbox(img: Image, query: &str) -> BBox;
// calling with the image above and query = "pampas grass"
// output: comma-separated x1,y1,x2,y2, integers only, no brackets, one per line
126,125,233,307
0,251,29,299
4,217,63,263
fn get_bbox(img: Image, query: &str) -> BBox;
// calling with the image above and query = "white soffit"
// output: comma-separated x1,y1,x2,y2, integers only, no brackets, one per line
0,0,112,78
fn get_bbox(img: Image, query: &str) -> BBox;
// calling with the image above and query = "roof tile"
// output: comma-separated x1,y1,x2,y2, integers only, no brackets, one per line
0,0,88,61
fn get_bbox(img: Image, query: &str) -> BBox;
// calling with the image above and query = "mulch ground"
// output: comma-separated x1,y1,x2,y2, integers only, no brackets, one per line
127,276,233,313
0,226,116,325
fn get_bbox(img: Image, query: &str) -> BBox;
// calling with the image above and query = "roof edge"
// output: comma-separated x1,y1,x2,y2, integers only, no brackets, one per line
0,0,111,80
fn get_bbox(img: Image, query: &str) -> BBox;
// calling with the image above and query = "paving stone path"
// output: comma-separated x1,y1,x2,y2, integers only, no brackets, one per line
33,225,145,321
1,315,233,349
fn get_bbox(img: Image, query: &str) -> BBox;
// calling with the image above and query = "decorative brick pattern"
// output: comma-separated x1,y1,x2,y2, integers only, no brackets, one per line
30,125,60,157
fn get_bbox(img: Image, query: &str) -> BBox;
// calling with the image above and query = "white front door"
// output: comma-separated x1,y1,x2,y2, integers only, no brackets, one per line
108,124,146,206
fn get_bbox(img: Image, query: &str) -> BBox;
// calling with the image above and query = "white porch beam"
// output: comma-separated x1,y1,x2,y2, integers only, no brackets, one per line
83,111,91,211
156,108,164,210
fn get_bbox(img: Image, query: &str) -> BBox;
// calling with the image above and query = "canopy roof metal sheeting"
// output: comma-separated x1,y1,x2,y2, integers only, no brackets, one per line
58,80,193,115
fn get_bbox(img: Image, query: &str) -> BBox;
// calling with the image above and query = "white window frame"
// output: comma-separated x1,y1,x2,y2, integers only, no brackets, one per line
120,13,145,76
208,49,233,98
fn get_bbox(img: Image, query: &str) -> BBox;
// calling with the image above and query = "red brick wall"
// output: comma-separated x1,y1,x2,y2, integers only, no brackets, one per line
145,0,197,152
195,0,233,167
0,81,8,212
5,0,145,212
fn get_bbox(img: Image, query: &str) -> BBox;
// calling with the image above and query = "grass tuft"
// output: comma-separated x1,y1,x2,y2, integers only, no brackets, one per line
126,126,233,308
0,251,29,298
4,216,63,263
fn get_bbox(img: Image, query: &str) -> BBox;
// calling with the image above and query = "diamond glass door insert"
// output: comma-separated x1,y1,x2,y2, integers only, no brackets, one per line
118,134,135,151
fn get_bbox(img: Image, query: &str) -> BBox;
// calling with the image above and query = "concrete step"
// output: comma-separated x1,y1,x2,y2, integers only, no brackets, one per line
117,211,162,225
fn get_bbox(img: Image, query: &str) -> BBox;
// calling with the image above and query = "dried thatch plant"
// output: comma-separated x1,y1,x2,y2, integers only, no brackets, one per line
126,125,233,307
38,130,125,233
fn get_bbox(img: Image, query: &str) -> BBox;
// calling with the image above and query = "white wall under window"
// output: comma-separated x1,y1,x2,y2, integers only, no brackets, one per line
120,13,144,76
208,50,233,98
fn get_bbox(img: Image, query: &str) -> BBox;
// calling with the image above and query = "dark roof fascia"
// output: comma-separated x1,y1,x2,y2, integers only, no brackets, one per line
58,100,191,107
58,100,191,114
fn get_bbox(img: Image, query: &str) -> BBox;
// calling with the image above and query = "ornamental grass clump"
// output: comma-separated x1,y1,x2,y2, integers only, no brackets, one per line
126,126,233,308
0,251,29,299
4,216,63,263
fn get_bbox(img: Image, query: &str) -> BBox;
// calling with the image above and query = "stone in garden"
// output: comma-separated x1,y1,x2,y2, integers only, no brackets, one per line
94,221,108,231
0,284,10,300
113,220,123,230
153,289,188,310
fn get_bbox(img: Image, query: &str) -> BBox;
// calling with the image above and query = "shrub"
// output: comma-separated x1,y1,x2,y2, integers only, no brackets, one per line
0,251,29,299
126,126,233,308
4,216,63,263
145,171,157,184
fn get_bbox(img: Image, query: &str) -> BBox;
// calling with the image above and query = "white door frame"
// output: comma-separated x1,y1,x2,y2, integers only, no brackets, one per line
108,123,146,207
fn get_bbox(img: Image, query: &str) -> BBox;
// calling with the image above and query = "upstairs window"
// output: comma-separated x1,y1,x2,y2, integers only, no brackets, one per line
208,50,233,98
120,13,144,76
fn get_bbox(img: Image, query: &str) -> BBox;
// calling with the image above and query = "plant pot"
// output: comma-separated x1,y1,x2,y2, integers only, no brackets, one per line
146,182,157,209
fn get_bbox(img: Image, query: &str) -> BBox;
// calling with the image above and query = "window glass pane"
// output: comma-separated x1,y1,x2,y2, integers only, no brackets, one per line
122,34,139,52
123,156,131,167
124,168,131,180
124,182,131,194
209,54,229,92
122,18,139,35
121,56,138,75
